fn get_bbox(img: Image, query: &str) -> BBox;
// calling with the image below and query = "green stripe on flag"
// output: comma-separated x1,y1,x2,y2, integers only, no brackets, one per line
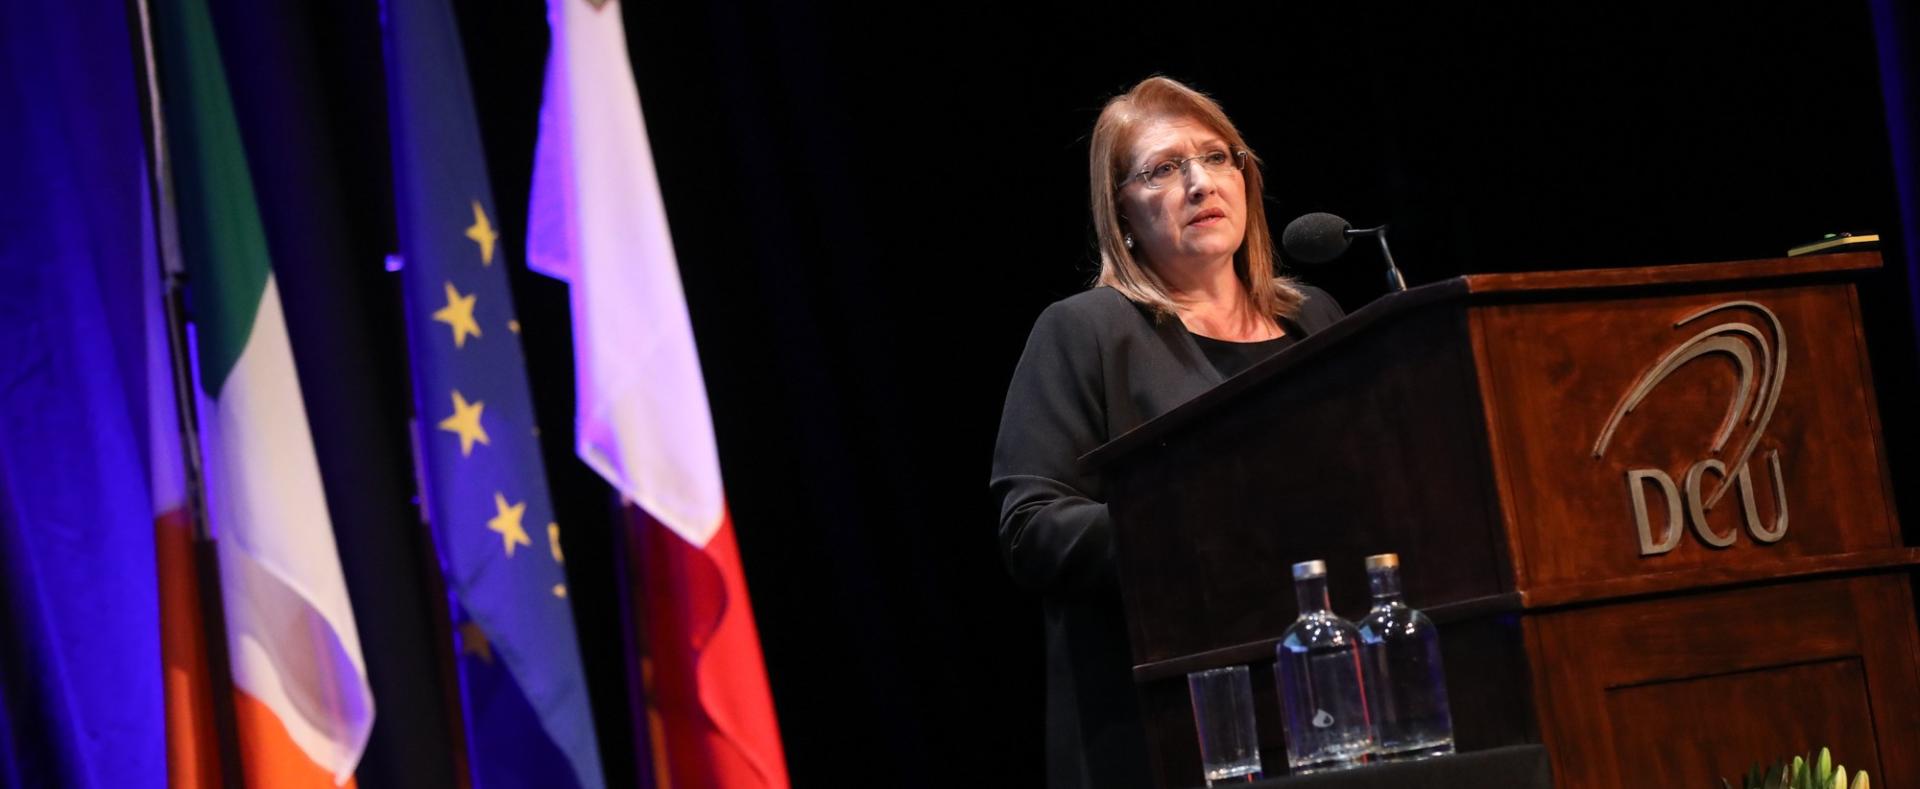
153,0,271,393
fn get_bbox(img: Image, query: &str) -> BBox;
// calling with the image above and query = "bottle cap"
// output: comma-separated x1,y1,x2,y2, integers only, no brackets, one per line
1291,559,1327,579
1365,553,1400,571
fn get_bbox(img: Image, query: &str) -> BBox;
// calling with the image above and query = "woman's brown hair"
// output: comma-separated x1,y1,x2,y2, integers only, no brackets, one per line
1089,76,1304,320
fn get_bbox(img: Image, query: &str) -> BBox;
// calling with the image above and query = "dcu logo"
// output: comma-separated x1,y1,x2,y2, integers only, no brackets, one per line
1591,301,1791,555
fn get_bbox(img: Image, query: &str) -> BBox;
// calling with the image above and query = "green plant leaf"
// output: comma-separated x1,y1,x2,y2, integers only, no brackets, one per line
1730,749,1871,789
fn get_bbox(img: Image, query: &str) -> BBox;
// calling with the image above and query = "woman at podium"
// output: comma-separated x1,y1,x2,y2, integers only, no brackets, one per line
990,76,1345,788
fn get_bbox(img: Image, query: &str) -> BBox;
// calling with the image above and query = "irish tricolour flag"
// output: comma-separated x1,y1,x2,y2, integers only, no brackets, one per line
154,0,375,783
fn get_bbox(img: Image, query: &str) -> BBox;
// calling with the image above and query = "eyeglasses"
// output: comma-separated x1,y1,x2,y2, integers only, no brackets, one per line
1118,149,1248,191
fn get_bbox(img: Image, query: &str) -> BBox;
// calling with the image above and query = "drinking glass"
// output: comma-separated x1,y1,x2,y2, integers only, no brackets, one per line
1188,665,1263,785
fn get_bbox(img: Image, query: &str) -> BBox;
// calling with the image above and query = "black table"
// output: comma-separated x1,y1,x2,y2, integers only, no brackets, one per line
1188,745,1553,789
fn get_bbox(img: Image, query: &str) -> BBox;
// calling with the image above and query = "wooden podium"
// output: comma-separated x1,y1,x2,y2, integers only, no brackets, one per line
1085,252,1920,789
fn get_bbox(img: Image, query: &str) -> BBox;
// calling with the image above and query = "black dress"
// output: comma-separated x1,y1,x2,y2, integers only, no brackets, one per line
990,285,1346,788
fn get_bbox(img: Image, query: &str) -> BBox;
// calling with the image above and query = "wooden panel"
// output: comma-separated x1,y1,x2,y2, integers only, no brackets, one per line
1516,547,1920,608
1841,285,1907,541
1108,304,1507,667
1438,612,1538,752
1473,282,1899,592
1086,279,1469,469
1605,659,1880,786
1846,572,1920,783
1527,575,1920,789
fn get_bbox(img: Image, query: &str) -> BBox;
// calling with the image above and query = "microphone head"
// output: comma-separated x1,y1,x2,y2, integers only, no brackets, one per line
1282,212,1353,264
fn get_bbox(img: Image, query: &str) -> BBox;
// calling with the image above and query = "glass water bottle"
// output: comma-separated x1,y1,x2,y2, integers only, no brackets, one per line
1275,560,1374,773
1356,553,1455,760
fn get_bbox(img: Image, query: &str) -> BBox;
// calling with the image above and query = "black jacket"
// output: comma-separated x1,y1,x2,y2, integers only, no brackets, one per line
990,284,1346,788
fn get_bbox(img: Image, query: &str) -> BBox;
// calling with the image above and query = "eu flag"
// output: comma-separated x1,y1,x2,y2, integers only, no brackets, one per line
381,0,604,786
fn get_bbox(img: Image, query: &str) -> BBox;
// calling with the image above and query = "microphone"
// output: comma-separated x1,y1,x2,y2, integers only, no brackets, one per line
1281,212,1353,264
1281,212,1409,293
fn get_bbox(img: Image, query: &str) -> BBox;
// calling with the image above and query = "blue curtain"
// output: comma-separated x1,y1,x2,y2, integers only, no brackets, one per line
1871,0,1920,351
0,1,167,786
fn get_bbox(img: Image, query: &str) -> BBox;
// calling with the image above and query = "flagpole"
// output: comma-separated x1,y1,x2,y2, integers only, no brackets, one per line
386,261,478,789
610,498,666,789
123,0,246,784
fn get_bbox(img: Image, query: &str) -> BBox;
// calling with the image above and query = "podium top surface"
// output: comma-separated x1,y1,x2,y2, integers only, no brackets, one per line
1083,252,1881,471
1455,251,1877,293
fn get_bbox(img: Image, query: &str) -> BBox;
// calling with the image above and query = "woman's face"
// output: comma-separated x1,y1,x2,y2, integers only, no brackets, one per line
1116,115,1247,275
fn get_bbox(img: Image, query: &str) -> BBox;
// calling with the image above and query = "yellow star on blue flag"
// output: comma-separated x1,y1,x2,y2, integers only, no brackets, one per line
465,199,497,266
439,390,489,456
432,281,482,348
487,492,531,557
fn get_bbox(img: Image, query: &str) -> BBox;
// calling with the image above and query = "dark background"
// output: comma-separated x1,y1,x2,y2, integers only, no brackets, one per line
236,0,1920,785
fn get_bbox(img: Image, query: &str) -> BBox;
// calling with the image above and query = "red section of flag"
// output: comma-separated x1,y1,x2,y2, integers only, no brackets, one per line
632,507,789,789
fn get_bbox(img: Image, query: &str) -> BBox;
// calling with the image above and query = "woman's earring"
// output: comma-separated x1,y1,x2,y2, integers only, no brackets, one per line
1124,233,1134,250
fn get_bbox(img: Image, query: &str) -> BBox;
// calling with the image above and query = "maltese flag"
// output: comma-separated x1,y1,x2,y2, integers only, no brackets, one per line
526,1,789,786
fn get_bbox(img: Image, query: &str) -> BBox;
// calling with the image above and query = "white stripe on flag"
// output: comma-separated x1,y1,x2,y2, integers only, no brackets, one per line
202,278,374,781
527,0,726,548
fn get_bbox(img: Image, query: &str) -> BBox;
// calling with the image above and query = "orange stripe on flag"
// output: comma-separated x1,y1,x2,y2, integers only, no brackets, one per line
157,511,359,789
156,508,223,789
233,690,359,788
